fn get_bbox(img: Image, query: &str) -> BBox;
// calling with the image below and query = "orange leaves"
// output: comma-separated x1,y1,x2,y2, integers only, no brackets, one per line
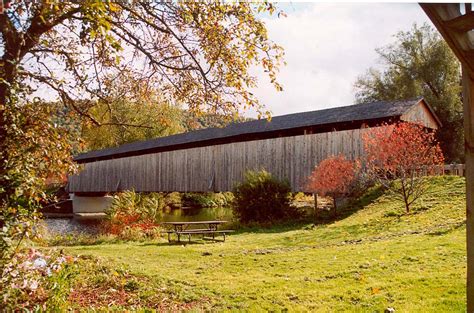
362,122,445,212
306,155,360,197
363,123,444,177
104,211,159,236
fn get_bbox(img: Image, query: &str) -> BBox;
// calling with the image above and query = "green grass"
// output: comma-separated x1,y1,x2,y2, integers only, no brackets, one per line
59,176,466,311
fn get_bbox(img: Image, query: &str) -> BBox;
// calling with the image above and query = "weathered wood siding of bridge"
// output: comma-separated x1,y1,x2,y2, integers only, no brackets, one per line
68,127,375,193
69,99,441,193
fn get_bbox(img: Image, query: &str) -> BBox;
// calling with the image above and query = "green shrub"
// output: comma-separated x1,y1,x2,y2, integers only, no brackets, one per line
209,192,234,207
182,193,214,208
104,191,164,237
221,192,235,206
182,192,234,208
232,170,300,224
164,192,182,209
107,191,164,222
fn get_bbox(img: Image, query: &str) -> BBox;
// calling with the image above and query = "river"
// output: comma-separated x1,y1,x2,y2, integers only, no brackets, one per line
42,207,234,236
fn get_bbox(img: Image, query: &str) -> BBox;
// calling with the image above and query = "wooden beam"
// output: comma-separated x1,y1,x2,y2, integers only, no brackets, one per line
465,50,474,59
445,12,474,32
420,4,474,76
463,66,474,313
421,4,474,311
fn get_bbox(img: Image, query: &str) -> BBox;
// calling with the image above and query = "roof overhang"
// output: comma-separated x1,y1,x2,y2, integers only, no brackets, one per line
420,3,474,79
74,98,428,164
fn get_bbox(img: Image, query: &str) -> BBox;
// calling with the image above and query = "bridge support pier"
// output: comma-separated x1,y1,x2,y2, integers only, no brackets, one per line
71,194,113,219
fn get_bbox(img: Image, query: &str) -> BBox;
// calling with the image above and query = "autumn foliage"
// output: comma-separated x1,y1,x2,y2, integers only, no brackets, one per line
103,191,164,238
105,212,159,237
305,155,360,214
363,122,444,212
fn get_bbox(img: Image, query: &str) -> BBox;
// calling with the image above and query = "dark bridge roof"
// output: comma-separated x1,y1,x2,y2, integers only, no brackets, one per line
75,97,430,163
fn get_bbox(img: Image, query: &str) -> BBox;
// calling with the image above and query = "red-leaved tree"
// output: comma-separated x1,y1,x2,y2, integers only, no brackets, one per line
363,122,444,213
306,155,360,216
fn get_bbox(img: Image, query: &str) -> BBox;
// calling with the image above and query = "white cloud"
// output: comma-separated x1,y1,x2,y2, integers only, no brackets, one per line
247,3,433,118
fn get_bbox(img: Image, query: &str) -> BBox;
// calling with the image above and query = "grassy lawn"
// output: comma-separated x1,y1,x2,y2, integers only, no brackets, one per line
59,176,466,311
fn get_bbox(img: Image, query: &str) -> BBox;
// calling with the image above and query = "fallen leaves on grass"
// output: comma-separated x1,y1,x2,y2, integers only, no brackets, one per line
67,255,211,310
69,285,206,310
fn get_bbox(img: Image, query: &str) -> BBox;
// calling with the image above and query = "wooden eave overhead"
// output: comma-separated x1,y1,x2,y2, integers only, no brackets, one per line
421,3,474,77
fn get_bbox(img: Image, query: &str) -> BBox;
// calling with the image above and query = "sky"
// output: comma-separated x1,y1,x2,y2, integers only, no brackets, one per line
246,2,433,118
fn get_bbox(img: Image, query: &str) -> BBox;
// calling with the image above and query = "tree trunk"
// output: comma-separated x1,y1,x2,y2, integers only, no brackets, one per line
313,193,318,221
333,196,337,217
0,60,16,205
0,26,24,206
463,66,474,313
404,198,410,213
0,82,9,206
0,80,9,232
400,179,410,213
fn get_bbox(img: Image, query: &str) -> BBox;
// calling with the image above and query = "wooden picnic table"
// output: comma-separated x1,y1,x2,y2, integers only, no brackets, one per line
161,220,233,243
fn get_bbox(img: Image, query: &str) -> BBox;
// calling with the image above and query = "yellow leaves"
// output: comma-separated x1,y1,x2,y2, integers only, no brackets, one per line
371,287,381,295
108,2,120,13
82,77,185,150
274,82,283,92
355,273,366,282
164,1,284,117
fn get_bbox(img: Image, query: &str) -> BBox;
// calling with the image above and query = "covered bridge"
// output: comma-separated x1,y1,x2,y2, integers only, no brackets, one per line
68,97,440,194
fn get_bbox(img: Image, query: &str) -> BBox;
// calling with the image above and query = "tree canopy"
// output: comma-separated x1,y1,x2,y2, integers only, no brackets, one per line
79,69,254,151
1,1,283,115
0,1,284,268
80,71,185,150
305,155,360,215
363,122,444,212
354,23,462,162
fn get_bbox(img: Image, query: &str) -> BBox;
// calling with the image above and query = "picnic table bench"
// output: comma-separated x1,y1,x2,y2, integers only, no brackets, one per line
162,221,234,243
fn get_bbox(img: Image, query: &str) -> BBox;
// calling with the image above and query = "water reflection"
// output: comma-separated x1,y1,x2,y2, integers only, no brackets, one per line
43,207,234,236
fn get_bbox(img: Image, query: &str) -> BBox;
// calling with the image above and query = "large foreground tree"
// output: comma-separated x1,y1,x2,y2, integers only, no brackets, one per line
354,23,462,162
0,1,284,266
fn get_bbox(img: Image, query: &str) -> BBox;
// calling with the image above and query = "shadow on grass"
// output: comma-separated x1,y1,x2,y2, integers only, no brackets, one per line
426,221,466,236
140,241,202,247
44,237,132,247
310,185,386,227
220,186,387,235
46,233,229,247
229,218,312,235
140,238,227,247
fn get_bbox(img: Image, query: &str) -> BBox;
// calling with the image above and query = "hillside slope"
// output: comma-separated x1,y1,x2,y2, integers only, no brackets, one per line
64,176,466,311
